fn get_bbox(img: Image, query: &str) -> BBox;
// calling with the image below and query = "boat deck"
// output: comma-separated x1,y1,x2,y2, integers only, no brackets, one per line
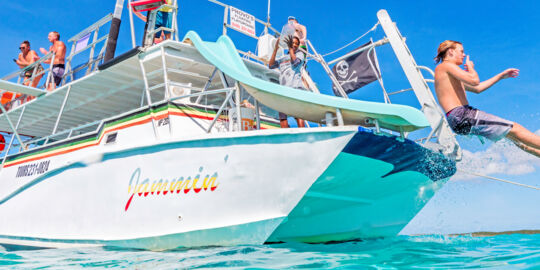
0,40,278,139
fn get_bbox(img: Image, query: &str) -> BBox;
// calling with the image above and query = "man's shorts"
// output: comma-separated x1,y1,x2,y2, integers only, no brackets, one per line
155,11,172,38
52,64,65,86
446,105,513,142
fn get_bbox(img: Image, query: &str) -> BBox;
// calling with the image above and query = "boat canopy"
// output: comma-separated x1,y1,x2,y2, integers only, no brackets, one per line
0,41,232,138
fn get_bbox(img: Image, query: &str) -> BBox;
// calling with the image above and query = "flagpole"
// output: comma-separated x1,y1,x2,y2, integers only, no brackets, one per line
266,0,271,34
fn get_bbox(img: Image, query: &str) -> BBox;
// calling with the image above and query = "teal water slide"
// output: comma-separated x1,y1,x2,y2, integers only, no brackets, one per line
183,31,429,132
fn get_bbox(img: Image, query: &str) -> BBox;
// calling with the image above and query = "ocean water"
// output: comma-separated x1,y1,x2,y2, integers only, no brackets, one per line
1,234,539,269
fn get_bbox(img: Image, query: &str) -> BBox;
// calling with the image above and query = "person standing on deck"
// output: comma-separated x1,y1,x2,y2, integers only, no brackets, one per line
288,16,307,54
15,41,43,88
134,0,176,44
269,35,306,128
434,40,540,157
40,31,66,91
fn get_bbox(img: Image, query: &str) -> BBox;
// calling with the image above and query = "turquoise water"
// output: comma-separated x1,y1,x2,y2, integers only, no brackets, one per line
1,234,539,269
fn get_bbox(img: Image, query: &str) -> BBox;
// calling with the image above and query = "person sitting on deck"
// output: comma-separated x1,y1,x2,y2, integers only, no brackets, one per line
434,40,540,158
40,31,66,91
15,41,43,88
269,35,306,128
134,0,176,45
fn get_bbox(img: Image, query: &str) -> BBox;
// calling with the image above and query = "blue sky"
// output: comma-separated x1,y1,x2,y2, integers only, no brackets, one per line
1,0,538,234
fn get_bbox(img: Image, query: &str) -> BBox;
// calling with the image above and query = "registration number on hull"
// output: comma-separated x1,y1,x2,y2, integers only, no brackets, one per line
15,160,50,178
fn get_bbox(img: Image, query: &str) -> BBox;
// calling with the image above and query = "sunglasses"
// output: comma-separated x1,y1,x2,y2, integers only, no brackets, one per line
19,47,26,50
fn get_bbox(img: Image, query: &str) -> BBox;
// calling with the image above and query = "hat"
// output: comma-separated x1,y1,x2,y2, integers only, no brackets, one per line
288,16,297,22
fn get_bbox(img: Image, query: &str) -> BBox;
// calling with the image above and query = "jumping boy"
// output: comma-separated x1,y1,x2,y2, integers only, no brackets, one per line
434,40,540,157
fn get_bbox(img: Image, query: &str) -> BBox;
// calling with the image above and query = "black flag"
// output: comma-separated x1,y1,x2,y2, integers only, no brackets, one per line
331,41,380,95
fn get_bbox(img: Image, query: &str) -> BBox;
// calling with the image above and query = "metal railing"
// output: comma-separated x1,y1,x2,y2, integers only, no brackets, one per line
0,14,118,164
0,43,266,160
1,51,56,90
137,46,250,137
63,13,113,85
1,13,113,95
127,0,180,48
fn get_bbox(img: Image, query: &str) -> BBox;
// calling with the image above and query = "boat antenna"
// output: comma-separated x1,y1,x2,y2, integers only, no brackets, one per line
104,0,125,62
265,0,270,34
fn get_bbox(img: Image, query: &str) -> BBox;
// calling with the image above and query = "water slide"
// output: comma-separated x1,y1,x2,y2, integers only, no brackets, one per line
191,31,429,132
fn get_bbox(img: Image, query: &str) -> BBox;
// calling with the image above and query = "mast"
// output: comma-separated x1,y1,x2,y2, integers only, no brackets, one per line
266,0,270,34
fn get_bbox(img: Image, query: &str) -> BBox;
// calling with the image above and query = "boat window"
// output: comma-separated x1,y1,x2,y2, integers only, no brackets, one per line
105,133,117,144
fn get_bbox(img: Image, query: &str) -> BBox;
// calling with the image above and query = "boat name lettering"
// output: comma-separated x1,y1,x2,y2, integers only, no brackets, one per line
125,167,219,211
15,160,50,178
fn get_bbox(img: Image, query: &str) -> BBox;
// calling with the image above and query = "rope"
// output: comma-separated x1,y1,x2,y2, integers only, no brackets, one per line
322,22,379,57
457,169,540,191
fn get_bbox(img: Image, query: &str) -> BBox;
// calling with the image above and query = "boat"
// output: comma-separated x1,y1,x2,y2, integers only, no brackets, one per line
0,1,457,250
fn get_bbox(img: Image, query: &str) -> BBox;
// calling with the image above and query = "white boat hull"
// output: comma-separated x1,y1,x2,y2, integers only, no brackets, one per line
0,126,357,250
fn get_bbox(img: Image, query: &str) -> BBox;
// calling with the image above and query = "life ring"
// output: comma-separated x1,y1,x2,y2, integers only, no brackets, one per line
1,92,14,105
0,134,5,152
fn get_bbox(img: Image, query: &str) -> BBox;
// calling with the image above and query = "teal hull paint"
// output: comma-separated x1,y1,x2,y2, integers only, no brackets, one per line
108,217,286,250
0,217,285,250
269,152,447,242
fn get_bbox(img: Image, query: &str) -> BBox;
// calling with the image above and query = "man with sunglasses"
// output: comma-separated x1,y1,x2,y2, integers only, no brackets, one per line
15,41,43,88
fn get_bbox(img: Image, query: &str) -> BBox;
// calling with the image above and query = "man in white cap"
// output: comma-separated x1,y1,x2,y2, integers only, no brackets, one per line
288,16,307,51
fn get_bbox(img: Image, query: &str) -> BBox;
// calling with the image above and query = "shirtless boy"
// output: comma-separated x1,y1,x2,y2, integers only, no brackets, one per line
434,40,540,157
40,31,66,90
15,41,43,88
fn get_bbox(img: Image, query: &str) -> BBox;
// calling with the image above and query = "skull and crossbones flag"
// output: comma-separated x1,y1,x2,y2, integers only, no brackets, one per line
331,41,381,95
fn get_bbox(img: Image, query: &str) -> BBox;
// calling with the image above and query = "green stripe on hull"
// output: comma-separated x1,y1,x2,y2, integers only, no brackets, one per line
5,103,278,164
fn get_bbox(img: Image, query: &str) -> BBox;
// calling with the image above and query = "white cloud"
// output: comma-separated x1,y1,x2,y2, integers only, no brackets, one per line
5,2,33,15
453,129,540,180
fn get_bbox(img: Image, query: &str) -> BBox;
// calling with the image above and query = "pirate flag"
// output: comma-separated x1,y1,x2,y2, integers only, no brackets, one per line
332,41,381,95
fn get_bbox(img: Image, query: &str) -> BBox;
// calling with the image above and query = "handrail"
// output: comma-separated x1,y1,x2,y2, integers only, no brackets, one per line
1,51,55,83
64,14,113,85
417,65,435,77
140,2,180,47
67,35,109,62
385,65,435,97
68,13,113,42
143,4,178,39
25,120,101,146
14,85,238,157
305,39,348,98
